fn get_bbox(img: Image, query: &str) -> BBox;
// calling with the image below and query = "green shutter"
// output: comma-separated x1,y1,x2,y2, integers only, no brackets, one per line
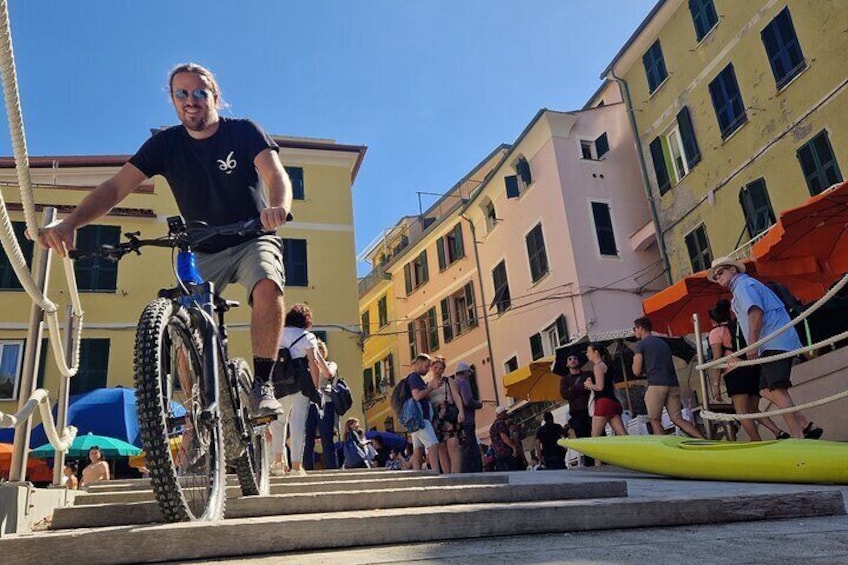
404,263,413,295
530,333,544,361
650,137,671,195
428,307,439,351
595,133,609,158
677,106,701,169
386,353,395,385
464,282,477,327
419,250,429,284
437,237,447,270
408,324,417,360
441,298,453,343
505,175,520,198
556,315,568,345
454,223,465,260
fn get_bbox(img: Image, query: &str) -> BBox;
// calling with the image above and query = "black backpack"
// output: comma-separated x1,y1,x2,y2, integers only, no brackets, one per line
272,333,312,399
329,378,354,416
390,377,412,418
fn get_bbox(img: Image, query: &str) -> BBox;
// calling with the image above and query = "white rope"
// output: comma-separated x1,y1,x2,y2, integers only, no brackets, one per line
697,271,848,371
0,388,77,449
0,0,82,453
702,389,848,421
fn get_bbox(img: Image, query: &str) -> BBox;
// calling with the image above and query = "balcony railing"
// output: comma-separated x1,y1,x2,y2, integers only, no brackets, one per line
358,264,392,297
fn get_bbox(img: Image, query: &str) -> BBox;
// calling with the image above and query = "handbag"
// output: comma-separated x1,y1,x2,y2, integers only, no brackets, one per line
440,380,460,424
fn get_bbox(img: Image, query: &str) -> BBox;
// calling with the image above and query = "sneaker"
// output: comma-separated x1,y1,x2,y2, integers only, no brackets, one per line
251,379,284,419
269,461,287,477
776,431,791,440
803,422,824,440
290,467,307,477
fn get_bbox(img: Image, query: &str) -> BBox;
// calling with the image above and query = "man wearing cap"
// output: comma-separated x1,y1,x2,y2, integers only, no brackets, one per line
488,406,519,471
454,361,483,473
708,257,823,439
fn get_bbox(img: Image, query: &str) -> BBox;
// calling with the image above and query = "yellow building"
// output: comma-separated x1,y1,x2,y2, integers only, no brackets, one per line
602,0,848,280
0,136,367,426
358,147,507,434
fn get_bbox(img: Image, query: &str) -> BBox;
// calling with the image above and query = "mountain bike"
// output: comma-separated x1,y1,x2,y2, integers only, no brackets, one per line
70,216,282,521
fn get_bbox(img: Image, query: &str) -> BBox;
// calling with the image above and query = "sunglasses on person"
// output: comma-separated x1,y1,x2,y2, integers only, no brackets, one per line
567,355,579,361
173,88,212,101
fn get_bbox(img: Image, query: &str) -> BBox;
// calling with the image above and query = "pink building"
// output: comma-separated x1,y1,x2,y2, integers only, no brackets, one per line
464,82,664,411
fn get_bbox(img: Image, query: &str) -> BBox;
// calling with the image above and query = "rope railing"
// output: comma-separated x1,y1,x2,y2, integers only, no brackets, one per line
0,0,82,455
694,271,848,423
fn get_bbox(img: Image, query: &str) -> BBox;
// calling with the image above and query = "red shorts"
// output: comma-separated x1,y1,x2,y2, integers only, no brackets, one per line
593,397,622,418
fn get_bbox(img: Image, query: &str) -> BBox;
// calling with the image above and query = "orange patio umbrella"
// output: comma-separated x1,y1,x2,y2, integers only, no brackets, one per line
752,180,848,302
0,442,53,482
642,269,735,336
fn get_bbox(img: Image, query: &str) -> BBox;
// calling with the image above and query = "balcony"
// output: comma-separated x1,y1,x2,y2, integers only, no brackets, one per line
358,264,392,298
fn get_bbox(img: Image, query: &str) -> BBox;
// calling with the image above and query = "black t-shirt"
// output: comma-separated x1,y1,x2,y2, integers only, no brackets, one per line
535,422,565,459
129,117,279,252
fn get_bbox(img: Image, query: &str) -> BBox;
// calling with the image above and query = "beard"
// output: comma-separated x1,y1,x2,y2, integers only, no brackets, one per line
180,107,216,132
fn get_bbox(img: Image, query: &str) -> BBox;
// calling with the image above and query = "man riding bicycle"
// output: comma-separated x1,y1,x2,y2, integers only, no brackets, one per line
37,62,291,419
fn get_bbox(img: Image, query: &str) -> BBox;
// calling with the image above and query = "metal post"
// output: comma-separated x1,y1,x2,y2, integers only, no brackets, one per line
9,207,55,482
52,304,75,486
692,313,713,439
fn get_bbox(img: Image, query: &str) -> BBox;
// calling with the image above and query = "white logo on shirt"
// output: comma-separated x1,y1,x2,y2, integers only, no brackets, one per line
217,151,237,174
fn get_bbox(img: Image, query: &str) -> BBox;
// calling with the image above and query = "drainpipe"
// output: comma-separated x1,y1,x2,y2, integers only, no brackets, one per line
461,213,501,407
609,69,673,285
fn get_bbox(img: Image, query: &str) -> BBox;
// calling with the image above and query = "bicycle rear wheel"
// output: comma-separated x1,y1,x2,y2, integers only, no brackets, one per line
223,358,271,496
135,298,226,522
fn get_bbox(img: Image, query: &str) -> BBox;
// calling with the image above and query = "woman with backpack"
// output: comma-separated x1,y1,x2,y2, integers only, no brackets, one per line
342,418,374,469
427,357,464,474
269,303,332,476
708,299,789,441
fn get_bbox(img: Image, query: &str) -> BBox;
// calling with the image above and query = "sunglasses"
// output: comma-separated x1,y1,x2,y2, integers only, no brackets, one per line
173,88,212,101
567,356,579,361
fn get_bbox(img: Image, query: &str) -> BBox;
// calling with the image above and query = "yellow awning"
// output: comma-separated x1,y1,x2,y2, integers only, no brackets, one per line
503,356,560,402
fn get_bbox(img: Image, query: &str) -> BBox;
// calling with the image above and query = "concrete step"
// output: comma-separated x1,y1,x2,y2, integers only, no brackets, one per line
83,470,431,494
52,479,627,529
73,474,509,505
6,489,842,564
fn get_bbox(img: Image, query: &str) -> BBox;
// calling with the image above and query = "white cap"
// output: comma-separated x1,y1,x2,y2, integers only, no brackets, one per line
456,361,471,373
495,406,507,416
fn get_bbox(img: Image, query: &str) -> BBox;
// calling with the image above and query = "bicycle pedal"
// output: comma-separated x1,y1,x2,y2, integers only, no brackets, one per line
251,414,278,425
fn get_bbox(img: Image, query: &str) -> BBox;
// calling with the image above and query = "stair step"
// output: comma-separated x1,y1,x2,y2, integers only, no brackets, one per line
6,490,842,565
73,473,508,505
52,480,627,529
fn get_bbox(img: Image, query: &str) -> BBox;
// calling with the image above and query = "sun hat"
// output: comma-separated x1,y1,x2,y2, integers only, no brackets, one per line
708,256,746,282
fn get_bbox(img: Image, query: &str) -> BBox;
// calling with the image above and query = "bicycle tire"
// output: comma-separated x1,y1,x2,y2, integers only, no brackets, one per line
134,298,227,522
222,358,271,496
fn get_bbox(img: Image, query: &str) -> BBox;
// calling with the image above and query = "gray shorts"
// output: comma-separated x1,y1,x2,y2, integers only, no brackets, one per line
195,235,285,304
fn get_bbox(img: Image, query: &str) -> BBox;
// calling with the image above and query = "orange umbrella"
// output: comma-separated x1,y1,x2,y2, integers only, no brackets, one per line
642,270,734,336
0,442,54,482
752,180,848,302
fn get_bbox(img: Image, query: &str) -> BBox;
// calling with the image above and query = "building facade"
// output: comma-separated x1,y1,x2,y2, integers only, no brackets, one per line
0,136,367,426
603,0,848,280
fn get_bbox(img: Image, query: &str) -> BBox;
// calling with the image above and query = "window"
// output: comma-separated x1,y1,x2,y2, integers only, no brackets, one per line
483,199,498,232
373,361,382,395
652,107,702,192
525,223,549,283
530,315,569,361
440,282,477,343
515,157,532,191
403,250,429,295
579,133,610,160
75,225,120,292
436,223,465,270
739,178,776,238
761,7,806,89
689,0,718,42
684,225,713,274
383,353,395,387
0,222,33,290
363,367,374,401
283,238,308,286
0,340,23,400
643,40,668,94
504,356,519,374
709,64,747,139
409,307,439,357
377,296,388,328
797,130,842,196
590,202,618,257
312,330,327,345
286,166,305,200
361,310,371,338
491,260,511,314
505,175,520,199
70,339,110,395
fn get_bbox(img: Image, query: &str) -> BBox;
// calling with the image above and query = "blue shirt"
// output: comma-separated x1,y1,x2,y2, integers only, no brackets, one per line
730,273,802,354
406,372,432,421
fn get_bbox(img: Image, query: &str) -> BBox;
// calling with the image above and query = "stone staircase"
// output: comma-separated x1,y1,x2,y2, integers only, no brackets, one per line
1,468,844,564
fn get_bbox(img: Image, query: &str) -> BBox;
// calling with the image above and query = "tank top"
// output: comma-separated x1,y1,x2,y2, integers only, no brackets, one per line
594,362,616,400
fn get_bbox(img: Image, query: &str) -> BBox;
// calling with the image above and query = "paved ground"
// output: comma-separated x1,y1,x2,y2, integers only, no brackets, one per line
168,467,848,565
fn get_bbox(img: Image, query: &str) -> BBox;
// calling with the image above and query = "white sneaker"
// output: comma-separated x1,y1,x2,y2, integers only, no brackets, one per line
269,462,287,477
291,467,307,477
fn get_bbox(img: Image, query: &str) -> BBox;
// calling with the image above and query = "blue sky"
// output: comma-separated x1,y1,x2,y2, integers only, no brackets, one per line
0,1,655,274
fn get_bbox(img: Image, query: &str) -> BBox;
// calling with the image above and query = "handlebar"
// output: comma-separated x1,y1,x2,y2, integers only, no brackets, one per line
68,214,292,261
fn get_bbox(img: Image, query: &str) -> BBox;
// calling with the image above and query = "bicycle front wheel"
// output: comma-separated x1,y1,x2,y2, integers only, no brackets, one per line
135,298,226,522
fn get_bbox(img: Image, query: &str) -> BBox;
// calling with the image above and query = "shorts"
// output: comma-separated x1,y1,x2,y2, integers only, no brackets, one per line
593,397,622,418
759,351,793,391
411,420,439,450
196,235,286,305
724,366,761,397
645,385,683,420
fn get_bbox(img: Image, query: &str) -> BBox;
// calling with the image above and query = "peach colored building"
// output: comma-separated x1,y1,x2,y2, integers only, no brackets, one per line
463,82,665,414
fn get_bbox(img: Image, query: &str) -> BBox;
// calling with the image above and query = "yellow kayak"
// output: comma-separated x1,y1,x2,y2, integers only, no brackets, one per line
558,436,848,484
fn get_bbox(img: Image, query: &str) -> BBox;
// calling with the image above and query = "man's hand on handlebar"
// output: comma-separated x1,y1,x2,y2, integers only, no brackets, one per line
259,206,290,231
34,219,76,258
